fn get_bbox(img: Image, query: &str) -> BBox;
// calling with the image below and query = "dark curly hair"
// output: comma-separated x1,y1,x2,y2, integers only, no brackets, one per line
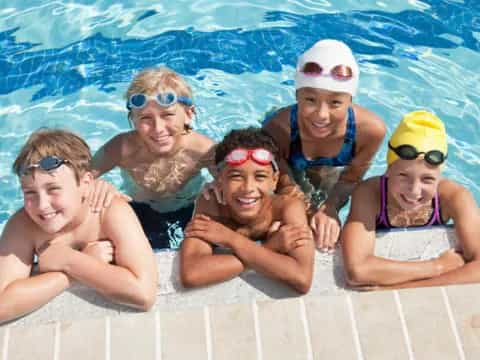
215,127,280,165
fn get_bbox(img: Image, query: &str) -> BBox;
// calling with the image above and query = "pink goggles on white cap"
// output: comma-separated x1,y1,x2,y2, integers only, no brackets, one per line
300,62,353,81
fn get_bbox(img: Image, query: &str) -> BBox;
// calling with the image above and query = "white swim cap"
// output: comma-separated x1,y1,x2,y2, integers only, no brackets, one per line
295,39,359,96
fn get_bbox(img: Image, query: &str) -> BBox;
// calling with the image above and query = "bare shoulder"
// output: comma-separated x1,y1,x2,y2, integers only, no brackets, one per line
352,104,386,142
351,176,381,211
194,195,222,218
263,106,292,156
188,131,215,154
0,209,38,251
438,178,477,211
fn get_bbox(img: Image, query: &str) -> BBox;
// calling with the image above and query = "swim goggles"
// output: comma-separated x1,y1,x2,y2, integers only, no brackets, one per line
219,148,279,172
19,156,70,176
388,143,447,166
299,62,353,81
126,92,193,110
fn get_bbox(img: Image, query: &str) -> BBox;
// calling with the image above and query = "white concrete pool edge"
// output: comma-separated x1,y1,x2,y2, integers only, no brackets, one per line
4,226,456,327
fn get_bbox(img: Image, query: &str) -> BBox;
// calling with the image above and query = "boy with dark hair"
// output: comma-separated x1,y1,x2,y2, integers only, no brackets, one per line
180,128,314,293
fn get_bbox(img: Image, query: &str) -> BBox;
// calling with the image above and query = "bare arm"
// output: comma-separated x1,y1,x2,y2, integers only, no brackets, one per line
179,197,246,287
382,181,480,289
0,212,71,323
40,199,158,310
91,134,125,178
342,180,459,287
323,106,386,213
229,198,314,293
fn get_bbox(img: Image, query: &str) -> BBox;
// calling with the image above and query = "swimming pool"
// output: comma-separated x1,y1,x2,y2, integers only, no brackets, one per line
1,0,479,236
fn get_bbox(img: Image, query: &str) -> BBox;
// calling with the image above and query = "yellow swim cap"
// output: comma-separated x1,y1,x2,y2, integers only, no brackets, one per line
387,110,448,166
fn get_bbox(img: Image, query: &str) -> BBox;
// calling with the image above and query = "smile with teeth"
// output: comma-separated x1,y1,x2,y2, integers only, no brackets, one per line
39,211,59,220
401,194,423,204
312,121,329,129
237,197,259,207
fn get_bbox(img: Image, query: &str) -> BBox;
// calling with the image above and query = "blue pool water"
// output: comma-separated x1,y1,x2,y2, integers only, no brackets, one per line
0,0,479,234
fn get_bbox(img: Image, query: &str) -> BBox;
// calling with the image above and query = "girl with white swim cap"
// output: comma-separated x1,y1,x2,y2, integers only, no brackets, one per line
263,39,386,252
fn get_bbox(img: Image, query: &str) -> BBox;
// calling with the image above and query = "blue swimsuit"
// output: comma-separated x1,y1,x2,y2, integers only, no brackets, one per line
288,104,357,170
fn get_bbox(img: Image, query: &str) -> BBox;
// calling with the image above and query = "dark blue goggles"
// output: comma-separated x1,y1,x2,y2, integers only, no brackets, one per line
19,156,69,176
126,92,193,110
388,143,447,166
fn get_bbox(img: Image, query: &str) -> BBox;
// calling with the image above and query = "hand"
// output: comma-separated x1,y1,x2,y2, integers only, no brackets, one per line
310,208,341,252
201,181,224,204
87,179,132,212
265,222,312,254
184,214,236,247
82,240,114,264
37,242,73,273
435,249,465,275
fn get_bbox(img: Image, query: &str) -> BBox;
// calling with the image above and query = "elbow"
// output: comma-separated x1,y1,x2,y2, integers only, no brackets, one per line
345,263,371,286
133,287,156,311
180,267,202,288
292,274,312,295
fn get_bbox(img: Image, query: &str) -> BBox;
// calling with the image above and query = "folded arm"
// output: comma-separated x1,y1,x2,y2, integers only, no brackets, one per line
0,212,71,323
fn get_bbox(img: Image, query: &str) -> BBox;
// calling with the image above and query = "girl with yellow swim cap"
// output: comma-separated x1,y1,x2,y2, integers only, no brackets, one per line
342,110,480,290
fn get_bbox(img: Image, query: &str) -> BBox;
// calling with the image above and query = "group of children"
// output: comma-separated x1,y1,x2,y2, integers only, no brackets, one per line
1,39,479,323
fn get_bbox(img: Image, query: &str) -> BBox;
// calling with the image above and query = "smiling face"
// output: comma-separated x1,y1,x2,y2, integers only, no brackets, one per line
218,159,279,224
296,87,351,139
21,165,91,234
130,100,193,155
386,158,441,211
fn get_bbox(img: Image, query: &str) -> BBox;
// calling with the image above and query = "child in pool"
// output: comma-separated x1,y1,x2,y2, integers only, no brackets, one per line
342,111,480,289
92,67,215,249
263,39,386,252
180,128,315,293
0,129,158,324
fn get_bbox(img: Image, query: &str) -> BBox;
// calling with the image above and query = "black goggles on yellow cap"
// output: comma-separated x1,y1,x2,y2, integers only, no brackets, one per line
388,143,447,166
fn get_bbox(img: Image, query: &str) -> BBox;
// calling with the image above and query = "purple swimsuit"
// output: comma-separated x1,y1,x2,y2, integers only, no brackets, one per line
376,175,444,230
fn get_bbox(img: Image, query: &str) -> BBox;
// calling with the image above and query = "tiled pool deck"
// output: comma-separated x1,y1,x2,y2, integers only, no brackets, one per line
3,227,479,359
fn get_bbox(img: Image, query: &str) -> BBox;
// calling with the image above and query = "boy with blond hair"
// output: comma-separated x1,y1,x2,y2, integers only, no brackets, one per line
0,129,158,324
92,66,215,249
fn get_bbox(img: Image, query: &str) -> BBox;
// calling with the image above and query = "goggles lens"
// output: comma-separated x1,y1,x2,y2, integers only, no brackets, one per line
19,156,69,176
127,92,193,110
300,62,353,81
221,148,278,171
388,143,447,166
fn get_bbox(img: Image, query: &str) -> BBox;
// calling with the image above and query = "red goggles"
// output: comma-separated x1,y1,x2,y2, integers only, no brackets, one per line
300,62,353,81
220,148,279,172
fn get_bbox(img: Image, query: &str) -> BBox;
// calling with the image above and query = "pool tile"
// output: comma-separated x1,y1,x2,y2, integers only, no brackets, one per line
352,291,409,359
58,318,105,359
8,322,56,360
209,303,257,360
304,294,358,359
256,298,309,360
160,307,208,360
398,286,461,359
446,283,480,358
110,313,156,360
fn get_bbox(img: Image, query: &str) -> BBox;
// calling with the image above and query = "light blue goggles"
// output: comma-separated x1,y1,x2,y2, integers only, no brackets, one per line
126,92,193,110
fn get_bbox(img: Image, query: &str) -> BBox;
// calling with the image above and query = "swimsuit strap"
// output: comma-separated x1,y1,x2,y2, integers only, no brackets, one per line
376,175,391,228
288,104,357,170
426,192,443,226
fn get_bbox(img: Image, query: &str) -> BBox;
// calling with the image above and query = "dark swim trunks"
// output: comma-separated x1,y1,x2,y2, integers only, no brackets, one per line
129,201,195,250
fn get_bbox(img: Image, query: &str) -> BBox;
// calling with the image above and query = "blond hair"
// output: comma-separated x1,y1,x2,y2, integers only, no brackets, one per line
13,128,92,183
125,67,193,100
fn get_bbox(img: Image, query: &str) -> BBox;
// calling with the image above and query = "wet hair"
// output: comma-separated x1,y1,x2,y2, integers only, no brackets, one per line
126,66,193,102
13,128,92,183
126,66,194,132
215,127,280,165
